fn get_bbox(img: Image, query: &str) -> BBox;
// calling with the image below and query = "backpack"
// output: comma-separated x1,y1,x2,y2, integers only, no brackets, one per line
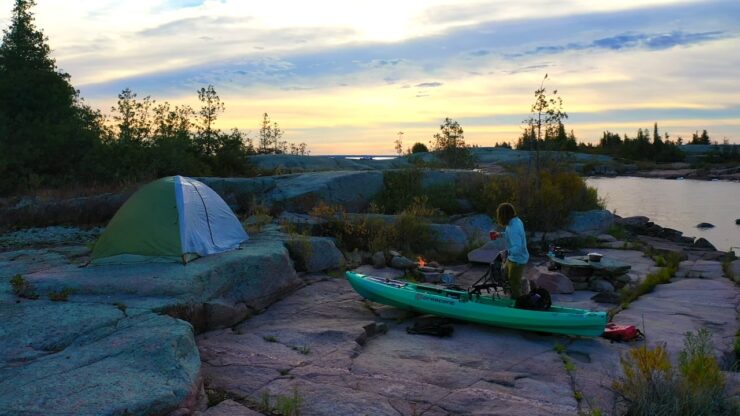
406,316,454,337
603,323,644,342
514,285,552,311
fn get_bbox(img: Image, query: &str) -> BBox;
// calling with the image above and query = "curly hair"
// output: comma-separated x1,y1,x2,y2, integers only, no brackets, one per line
496,202,517,226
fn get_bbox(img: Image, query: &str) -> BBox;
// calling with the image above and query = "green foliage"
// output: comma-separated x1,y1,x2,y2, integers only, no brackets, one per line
614,330,737,416
0,0,101,194
10,273,38,299
291,345,310,355
431,118,474,168
310,200,434,257
276,388,303,416
585,124,685,163
472,168,602,231
374,169,423,214
621,253,681,305
553,342,566,354
607,224,628,241
411,142,429,153
48,287,72,302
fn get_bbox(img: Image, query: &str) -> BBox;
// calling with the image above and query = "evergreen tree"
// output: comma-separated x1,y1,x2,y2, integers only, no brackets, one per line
0,0,98,193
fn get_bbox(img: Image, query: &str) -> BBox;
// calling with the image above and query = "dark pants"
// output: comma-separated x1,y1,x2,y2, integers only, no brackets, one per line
505,261,525,298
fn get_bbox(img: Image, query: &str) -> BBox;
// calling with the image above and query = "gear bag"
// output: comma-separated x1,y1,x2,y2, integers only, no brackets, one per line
603,323,644,342
514,286,552,311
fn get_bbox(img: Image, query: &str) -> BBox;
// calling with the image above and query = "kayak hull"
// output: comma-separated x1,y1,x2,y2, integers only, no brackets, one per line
346,271,607,337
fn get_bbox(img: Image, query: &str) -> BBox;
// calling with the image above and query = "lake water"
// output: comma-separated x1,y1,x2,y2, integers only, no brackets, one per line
586,177,740,253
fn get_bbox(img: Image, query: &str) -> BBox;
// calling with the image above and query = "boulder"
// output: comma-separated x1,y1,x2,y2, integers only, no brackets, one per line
467,240,507,263
591,292,621,304
596,234,617,243
616,216,650,231
204,299,251,329
0,192,130,228
429,224,469,258
532,270,574,294
693,238,716,251
277,212,326,233
452,214,494,243
203,399,262,416
390,256,417,270
284,236,344,272
732,260,740,283
372,251,386,268
573,282,589,291
566,210,614,235
696,222,715,229
0,303,201,416
589,278,615,293
266,171,384,212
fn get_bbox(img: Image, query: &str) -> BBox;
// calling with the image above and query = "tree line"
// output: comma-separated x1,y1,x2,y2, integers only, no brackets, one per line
0,0,307,196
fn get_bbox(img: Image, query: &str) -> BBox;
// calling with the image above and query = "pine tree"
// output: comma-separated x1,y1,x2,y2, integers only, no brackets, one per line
0,0,98,193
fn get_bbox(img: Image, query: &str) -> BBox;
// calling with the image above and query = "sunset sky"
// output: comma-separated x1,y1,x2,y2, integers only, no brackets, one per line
1,0,738,154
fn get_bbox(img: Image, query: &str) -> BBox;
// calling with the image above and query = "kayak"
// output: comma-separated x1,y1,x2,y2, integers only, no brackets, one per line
346,271,607,337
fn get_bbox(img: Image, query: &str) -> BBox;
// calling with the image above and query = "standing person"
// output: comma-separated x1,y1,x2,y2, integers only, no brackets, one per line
493,203,529,298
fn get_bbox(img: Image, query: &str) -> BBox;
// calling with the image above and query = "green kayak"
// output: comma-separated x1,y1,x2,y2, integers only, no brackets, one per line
346,271,607,337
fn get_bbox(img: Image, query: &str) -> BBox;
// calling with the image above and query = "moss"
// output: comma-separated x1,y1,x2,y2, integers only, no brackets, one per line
48,288,72,302
10,274,39,300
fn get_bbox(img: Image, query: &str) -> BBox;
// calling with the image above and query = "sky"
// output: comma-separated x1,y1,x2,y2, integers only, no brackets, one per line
1,0,739,154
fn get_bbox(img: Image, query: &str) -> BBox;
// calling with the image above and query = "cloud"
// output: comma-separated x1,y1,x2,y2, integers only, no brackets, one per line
415,82,443,88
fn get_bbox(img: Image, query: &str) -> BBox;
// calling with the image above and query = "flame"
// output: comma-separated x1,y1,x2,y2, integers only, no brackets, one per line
417,256,426,268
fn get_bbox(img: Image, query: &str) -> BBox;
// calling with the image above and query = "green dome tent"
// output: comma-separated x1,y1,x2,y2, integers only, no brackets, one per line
92,176,248,264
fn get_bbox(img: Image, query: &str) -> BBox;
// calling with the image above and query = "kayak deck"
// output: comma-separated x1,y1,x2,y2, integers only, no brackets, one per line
346,271,607,337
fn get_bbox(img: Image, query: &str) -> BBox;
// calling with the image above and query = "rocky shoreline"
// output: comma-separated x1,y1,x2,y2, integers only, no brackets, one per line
1,170,738,415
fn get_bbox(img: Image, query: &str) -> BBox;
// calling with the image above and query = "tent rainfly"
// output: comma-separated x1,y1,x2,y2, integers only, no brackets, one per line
91,176,248,264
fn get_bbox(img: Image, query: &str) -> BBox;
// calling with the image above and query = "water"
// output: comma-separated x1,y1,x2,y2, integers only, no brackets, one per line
586,177,740,253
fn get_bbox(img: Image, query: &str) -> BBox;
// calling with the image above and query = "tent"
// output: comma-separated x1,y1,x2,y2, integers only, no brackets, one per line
92,176,248,264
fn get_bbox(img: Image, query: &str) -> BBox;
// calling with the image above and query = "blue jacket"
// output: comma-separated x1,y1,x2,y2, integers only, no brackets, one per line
503,217,529,265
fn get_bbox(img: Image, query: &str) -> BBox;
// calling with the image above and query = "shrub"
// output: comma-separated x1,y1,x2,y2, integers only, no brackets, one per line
614,330,738,416
373,169,423,214
48,288,72,302
471,168,602,231
10,274,38,299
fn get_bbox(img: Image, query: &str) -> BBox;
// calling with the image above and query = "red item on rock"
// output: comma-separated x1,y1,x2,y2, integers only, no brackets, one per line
603,323,643,342
489,231,499,240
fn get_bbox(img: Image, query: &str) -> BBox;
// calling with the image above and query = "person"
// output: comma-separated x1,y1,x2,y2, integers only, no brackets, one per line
492,202,529,298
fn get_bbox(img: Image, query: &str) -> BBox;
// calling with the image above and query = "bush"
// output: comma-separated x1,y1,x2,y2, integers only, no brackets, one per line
373,169,464,215
309,200,434,257
471,168,602,231
614,329,737,416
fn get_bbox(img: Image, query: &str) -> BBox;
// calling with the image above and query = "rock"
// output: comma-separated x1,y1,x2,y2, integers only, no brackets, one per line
204,399,262,416
277,212,326,233
736,218,740,225
452,214,494,243
588,278,615,293
429,224,469,258
0,303,201,416
696,222,715,229
693,237,716,250
372,251,386,268
0,193,130,228
676,260,724,279
732,260,740,283
390,256,417,270
467,240,507,263
0,226,102,251
266,171,384,212
591,292,621,304
205,299,251,329
529,230,576,243
573,282,589,291
532,270,574,294
616,215,650,231
615,274,632,284
343,249,364,269
566,210,614,235
20,240,302,323
284,236,344,272
596,234,617,243
637,235,688,260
